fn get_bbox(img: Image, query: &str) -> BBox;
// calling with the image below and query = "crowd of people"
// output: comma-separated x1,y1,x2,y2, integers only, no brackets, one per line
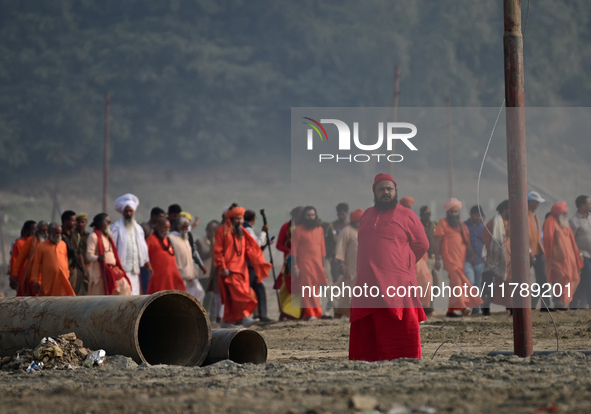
5,179,591,360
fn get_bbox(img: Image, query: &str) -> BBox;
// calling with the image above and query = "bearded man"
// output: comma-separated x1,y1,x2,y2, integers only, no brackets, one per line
214,205,271,328
29,223,75,296
61,210,85,294
349,173,429,361
111,194,152,295
543,201,583,309
434,198,482,317
170,217,206,302
86,213,132,295
292,205,327,321
11,221,49,296
145,218,186,294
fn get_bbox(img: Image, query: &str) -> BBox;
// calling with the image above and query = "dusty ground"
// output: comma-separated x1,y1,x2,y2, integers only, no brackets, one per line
1,310,590,414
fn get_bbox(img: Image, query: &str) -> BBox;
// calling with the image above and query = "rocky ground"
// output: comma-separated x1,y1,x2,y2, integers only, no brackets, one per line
0,310,590,413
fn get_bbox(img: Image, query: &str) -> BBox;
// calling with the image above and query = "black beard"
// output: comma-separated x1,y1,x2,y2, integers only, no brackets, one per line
304,218,319,229
374,195,399,211
233,223,243,237
447,214,461,228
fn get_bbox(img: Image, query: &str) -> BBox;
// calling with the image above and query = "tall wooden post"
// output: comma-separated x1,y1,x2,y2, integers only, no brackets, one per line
102,92,110,213
390,65,401,177
445,97,454,198
504,0,533,357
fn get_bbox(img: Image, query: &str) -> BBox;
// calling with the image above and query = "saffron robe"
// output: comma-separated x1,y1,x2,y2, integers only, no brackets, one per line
214,227,271,323
415,253,433,308
146,234,187,294
291,225,326,318
9,237,27,296
434,218,483,309
29,240,75,296
349,205,428,361
543,216,583,305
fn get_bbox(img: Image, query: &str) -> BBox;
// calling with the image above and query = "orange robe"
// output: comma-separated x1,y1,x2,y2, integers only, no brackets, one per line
415,253,433,308
214,227,272,323
434,218,482,309
543,217,583,305
29,240,75,296
528,210,544,256
11,236,44,296
146,234,186,294
9,237,27,295
291,224,327,319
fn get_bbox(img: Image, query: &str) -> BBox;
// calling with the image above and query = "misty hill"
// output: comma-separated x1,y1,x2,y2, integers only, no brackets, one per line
0,0,590,179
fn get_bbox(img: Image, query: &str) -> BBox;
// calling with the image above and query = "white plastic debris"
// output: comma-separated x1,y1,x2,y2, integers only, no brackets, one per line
84,350,106,367
26,361,44,373
41,337,58,346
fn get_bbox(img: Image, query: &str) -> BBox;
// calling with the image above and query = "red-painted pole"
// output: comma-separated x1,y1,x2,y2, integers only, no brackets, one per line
503,0,533,357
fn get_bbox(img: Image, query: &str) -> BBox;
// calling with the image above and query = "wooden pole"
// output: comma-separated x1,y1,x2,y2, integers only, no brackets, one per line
102,92,110,213
390,65,401,177
446,97,454,198
504,0,533,357
0,215,6,266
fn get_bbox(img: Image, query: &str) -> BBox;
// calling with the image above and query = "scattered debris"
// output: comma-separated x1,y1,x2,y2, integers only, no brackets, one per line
83,350,106,367
0,332,112,371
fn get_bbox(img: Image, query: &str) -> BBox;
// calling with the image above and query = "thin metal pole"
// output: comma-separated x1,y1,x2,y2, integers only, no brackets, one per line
504,0,533,357
390,65,400,177
446,97,454,198
102,92,110,213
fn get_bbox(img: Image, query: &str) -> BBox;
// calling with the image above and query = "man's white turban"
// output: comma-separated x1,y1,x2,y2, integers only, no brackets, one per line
114,193,139,214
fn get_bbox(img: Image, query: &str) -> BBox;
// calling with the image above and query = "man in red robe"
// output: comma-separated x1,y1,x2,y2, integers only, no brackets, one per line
349,173,429,361
275,206,304,320
214,206,272,328
543,201,583,309
29,223,76,296
8,220,36,294
146,218,186,294
434,198,483,317
291,206,327,321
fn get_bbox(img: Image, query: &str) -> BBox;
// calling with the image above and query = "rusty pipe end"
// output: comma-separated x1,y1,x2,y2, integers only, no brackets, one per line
136,290,211,366
202,329,267,366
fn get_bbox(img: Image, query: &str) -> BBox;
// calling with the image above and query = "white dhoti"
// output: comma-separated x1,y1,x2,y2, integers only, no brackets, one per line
127,272,141,295
184,278,205,303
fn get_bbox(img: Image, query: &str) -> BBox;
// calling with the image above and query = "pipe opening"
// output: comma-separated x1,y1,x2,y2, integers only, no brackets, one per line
137,293,210,366
228,330,267,364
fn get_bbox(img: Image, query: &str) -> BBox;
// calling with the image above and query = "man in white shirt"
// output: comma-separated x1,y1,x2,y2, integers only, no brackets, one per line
170,216,206,302
243,209,272,322
111,194,152,295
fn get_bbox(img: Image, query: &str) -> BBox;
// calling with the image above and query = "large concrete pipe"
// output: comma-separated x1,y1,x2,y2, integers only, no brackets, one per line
0,290,211,366
202,329,267,366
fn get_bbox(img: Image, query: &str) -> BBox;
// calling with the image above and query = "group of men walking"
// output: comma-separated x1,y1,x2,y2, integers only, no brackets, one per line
6,175,591,363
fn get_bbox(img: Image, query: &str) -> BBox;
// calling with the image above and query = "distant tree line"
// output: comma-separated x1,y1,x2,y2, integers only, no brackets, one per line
0,0,590,178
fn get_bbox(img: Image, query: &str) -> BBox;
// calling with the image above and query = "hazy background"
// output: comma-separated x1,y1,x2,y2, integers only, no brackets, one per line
1,1,590,291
